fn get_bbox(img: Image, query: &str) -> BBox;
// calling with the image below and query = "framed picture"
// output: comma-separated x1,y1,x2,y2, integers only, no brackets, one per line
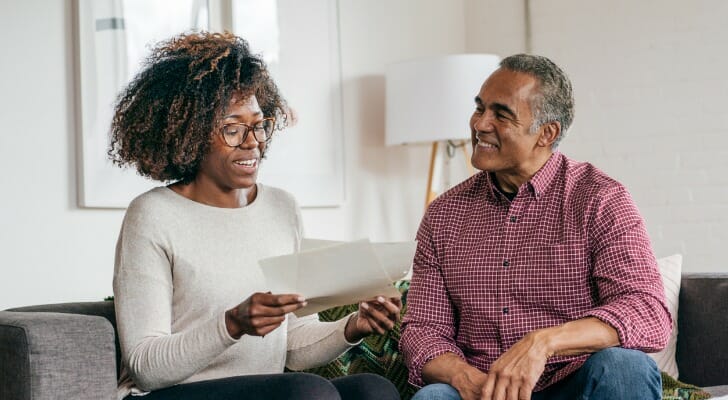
75,0,344,208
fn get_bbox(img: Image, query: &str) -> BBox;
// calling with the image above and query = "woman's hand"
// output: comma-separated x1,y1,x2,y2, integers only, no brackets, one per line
226,292,307,339
344,296,402,342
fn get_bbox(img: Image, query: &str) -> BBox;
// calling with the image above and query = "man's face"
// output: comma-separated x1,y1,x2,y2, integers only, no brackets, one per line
470,68,543,178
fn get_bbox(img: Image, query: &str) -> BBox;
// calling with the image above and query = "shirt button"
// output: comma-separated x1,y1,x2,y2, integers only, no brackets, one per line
502,260,510,267
502,307,509,314
510,216,517,223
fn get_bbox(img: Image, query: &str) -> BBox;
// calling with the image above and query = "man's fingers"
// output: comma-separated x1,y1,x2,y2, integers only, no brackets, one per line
481,373,495,400
518,386,532,400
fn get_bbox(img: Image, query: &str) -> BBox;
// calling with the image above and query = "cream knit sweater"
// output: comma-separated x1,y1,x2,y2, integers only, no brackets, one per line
113,185,354,399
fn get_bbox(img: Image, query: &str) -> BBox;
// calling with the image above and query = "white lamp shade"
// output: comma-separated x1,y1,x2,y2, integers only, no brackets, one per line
385,54,501,146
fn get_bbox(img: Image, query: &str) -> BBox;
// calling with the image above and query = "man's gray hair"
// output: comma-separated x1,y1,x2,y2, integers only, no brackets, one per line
500,54,574,147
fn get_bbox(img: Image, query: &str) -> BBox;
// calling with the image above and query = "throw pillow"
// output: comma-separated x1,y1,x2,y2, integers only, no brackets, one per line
648,254,683,379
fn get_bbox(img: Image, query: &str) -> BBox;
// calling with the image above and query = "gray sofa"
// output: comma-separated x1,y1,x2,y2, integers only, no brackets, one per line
1,274,727,399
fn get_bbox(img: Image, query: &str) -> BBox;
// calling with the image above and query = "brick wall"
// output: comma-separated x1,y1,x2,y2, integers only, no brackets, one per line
466,0,728,272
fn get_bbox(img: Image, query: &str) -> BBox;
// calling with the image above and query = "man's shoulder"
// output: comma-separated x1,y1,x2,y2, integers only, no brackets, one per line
427,173,485,213
562,155,626,196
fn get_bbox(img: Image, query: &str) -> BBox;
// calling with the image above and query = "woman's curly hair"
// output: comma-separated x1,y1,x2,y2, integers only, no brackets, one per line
108,31,288,183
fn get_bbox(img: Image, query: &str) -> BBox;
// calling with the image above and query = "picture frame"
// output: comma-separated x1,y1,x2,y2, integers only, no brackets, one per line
75,0,345,208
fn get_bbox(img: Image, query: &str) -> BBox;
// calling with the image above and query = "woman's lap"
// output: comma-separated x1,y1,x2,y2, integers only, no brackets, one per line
125,372,399,400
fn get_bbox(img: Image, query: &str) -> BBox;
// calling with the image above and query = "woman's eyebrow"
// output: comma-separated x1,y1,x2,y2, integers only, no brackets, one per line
222,111,263,119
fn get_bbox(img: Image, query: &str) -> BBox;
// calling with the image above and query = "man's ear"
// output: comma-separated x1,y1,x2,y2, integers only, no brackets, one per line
537,121,561,148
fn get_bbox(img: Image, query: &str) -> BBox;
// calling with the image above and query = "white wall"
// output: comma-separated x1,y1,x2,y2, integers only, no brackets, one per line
0,1,126,309
0,0,466,309
1,0,726,309
466,0,728,272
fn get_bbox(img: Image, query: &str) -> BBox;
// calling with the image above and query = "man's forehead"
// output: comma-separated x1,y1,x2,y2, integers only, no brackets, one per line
478,69,537,103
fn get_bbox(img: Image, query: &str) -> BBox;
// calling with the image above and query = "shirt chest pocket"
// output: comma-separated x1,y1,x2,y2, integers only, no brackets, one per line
511,243,594,318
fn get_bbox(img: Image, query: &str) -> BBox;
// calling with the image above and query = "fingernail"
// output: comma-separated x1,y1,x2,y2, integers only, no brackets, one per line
377,296,385,303
297,296,306,303
361,302,370,310
301,301,308,307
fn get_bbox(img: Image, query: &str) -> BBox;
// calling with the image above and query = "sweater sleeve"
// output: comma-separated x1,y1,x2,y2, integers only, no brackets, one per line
400,210,465,387
582,185,672,352
285,313,358,370
113,200,238,392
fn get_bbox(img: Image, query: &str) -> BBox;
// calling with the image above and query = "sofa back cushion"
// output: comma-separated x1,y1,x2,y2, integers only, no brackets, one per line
677,274,728,387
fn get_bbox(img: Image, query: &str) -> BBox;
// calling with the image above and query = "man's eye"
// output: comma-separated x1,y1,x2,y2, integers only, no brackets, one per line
474,108,484,114
496,113,507,120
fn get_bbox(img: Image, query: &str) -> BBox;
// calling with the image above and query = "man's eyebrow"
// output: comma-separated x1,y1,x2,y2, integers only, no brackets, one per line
491,102,516,118
474,96,483,105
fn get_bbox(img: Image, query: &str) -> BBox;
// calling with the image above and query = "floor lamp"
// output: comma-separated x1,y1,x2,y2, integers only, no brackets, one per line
385,54,501,210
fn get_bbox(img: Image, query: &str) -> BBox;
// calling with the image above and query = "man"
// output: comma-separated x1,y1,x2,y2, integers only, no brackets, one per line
400,54,671,400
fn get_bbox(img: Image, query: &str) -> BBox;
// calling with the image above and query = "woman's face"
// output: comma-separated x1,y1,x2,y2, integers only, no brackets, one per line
198,93,267,191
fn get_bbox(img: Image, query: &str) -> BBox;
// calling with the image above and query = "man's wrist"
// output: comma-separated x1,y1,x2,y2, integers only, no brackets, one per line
530,326,558,359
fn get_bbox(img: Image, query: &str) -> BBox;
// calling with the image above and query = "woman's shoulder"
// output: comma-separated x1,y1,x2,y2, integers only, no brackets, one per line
258,184,299,210
127,186,176,214
122,187,190,230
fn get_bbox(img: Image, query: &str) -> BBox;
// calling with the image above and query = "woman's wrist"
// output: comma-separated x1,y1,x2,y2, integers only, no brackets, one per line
344,312,365,343
225,308,243,339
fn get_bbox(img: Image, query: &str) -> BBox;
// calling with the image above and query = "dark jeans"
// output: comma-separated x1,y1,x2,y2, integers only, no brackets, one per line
411,348,662,400
124,372,400,400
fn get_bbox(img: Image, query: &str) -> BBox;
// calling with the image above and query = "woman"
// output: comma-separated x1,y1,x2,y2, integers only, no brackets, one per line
109,32,401,400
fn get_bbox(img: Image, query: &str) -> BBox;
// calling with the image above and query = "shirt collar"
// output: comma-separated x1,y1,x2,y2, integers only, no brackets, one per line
481,151,563,201
527,151,562,198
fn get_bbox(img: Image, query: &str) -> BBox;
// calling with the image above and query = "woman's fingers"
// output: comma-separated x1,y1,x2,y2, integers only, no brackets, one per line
361,302,394,332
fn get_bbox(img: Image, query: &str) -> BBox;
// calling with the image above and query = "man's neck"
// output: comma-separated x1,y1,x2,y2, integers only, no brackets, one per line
493,151,554,194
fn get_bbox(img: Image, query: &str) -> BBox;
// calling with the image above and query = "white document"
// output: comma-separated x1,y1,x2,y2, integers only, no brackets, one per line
258,239,416,316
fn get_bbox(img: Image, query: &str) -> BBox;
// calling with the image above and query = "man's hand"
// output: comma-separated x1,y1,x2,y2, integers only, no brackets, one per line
344,296,402,342
451,367,489,400
480,331,550,400
226,292,307,338
422,353,489,400
479,317,619,399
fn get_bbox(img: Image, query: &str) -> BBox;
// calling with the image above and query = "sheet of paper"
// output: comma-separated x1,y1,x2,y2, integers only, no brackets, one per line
259,239,415,316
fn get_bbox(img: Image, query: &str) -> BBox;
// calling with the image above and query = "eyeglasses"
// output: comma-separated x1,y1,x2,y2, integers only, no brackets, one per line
219,117,276,147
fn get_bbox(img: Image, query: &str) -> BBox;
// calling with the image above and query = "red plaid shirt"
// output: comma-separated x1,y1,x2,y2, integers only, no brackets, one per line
400,152,671,391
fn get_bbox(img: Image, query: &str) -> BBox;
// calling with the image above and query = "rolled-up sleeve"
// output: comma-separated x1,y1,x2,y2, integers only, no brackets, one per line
582,186,672,352
400,210,465,387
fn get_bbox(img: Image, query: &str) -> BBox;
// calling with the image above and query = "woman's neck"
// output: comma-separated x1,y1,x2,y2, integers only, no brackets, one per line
169,179,257,208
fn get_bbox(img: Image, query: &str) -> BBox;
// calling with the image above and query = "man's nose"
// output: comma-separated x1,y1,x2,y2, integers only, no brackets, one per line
473,111,495,132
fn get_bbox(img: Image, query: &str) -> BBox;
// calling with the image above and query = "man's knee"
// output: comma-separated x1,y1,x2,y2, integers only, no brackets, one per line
581,347,661,398
412,383,461,400
588,347,659,375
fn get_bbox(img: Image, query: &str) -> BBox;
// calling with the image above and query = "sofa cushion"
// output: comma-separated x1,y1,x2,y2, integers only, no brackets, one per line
677,274,728,387
649,254,682,379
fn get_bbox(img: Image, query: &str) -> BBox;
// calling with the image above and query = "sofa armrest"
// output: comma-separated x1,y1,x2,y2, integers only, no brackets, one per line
0,311,117,400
